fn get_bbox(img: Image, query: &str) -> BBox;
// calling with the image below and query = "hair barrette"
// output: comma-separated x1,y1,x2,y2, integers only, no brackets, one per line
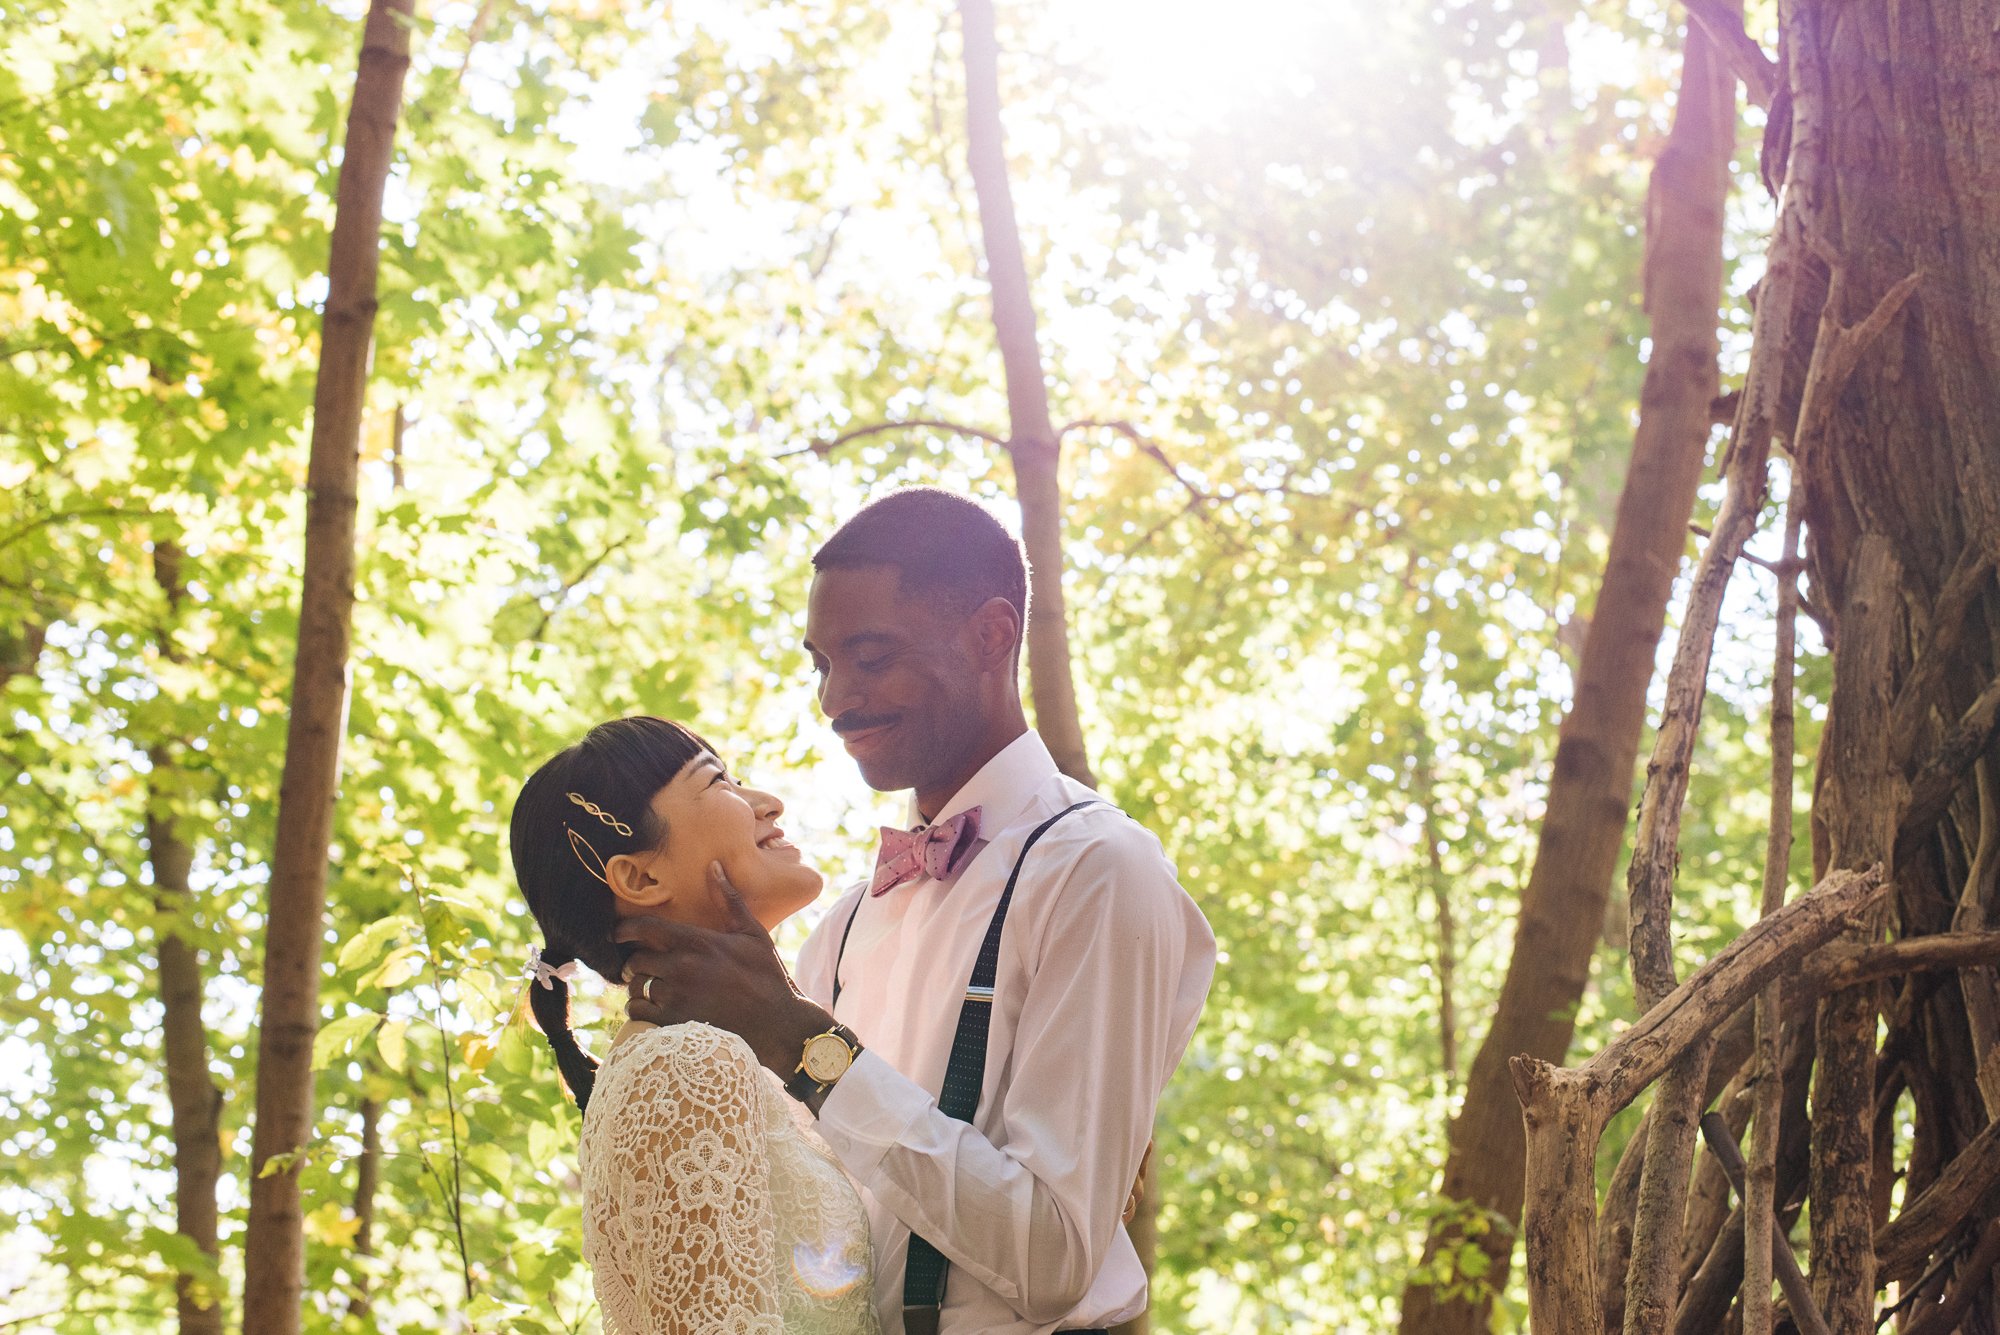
566,791,632,837
566,825,612,885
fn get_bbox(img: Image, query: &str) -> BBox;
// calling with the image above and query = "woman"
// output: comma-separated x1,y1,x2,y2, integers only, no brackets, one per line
511,715,879,1335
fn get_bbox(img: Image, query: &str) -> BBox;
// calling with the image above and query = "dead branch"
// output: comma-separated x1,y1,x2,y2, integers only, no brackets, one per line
1747,494,1803,1334
1626,166,1810,1017
1790,270,1923,458
1697,1111,1831,1334
1899,1219,2000,1335
1873,1116,2000,1283
1596,866,1886,1112
1595,1005,1757,1331
1894,673,2000,868
1809,931,2000,991
1682,0,1780,108
1807,534,1902,1327
1887,548,1997,753
1623,1044,1714,1332
1510,867,1887,1330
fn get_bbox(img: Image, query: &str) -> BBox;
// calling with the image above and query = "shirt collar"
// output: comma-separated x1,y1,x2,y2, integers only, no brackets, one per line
905,729,1057,837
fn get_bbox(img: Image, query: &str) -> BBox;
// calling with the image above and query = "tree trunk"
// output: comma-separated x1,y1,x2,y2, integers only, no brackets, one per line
1785,0,2000,1319
956,0,1095,791
1401,16,1735,1329
1419,759,1459,1086
149,541,225,1335
957,5,1142,1325
239,4,411,1331
349,1096,382,1320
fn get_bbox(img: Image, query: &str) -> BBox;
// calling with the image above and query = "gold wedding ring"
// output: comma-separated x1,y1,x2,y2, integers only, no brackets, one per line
640,976,654,1003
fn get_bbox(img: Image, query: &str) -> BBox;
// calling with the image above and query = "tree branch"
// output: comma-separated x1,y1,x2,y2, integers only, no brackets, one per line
1594,865,1887,1112
1873,1116,2000,1283
1894,672,2000,867
778,416,1011,460
1682,0,1780,107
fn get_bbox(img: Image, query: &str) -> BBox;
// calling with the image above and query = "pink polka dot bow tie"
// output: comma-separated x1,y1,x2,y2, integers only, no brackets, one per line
870,806,983,896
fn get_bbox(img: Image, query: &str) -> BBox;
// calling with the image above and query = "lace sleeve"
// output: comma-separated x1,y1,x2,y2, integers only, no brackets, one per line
584,1024,784,1335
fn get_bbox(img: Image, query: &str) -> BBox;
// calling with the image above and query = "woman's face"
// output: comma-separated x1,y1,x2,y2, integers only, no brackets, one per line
609,752,823,933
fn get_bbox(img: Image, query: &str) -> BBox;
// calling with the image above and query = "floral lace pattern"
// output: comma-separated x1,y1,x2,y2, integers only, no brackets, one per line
581,1022,879,1335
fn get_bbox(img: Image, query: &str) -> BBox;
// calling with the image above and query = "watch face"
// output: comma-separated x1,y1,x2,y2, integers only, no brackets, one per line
802,1032,854,1083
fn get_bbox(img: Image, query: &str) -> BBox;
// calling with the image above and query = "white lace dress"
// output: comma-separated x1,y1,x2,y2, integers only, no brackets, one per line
581,1021,880,1335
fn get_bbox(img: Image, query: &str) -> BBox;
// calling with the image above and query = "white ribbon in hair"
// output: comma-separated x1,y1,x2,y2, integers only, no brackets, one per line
525,944,580,991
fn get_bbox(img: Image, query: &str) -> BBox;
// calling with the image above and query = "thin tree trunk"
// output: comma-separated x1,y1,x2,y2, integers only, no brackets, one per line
150,542,225,1335
956,7,1141,1326
0,620,46,692
240,4,411,1331
1745,499,1801,1334
1420,763,1459,1086
956,0,1095,790
1805,535,1899,1327
349,1096,382,1320
1401,14,1735,1327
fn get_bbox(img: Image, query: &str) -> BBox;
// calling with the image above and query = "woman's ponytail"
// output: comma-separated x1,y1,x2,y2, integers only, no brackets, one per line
527,945,601,1111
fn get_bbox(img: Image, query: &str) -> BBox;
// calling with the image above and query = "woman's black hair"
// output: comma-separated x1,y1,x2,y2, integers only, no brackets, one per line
510,715,712,1110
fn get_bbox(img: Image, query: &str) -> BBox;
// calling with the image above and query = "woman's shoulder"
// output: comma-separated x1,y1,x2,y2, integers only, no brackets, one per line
586,1022,780,1145
604,1020,766,1088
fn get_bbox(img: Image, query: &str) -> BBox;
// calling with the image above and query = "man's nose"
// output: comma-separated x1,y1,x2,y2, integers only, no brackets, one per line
818,665,865,721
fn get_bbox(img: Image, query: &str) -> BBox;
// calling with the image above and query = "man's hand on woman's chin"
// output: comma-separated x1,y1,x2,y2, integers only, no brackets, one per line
615,861,831,1076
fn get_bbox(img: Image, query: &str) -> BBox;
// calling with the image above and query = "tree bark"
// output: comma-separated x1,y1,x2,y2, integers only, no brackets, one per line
956,0,1094,791
1400,16,1736,1329
349,1095,381,1319
1745,499,1801,1335
150,543,225,1335
957,5,1138,1324
1513,865,1885,1329
1419,759,1459,1086
240,4,411,1331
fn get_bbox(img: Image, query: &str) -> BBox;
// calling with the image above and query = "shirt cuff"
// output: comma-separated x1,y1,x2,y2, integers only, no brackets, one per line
815,1048,934,1179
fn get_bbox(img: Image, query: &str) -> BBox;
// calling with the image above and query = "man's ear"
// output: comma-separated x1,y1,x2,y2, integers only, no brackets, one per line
967,595,1023,672
605,852,673,908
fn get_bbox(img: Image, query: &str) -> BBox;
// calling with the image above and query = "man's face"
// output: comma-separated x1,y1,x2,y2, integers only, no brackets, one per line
803,565,987,795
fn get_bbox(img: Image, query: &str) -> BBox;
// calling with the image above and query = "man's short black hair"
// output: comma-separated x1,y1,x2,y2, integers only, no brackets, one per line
812,487,1030,624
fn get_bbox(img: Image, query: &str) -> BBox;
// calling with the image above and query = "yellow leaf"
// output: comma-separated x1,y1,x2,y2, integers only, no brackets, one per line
377,1019,408,1074
304,1202,360,1249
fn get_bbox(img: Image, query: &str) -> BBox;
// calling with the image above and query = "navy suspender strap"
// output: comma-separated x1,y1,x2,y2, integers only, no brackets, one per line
899,799,1103,1335
831,889,865,1011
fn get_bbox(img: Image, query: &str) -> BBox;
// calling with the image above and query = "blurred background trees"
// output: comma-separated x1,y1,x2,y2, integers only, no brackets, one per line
2,0,1922,1329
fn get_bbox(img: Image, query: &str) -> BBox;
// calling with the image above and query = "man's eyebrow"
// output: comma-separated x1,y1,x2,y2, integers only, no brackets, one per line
842,631,900,652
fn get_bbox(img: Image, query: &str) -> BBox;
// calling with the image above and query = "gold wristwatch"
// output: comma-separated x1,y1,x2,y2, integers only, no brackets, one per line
785,1023,862,1106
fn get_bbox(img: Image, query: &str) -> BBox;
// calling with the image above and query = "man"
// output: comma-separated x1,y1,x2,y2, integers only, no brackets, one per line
620,487,1214,1334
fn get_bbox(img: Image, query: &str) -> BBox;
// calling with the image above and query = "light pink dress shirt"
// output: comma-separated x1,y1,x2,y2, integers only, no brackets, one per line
795,730,1216,1335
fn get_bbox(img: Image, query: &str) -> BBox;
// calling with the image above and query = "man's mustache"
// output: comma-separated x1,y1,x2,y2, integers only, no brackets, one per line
832,713,901,737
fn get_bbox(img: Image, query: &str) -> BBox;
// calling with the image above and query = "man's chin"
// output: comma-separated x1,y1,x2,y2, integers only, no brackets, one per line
854,756,915,793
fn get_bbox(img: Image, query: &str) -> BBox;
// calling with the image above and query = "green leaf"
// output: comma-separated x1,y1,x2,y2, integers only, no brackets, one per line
310,1012,382,1070
336,912,416,973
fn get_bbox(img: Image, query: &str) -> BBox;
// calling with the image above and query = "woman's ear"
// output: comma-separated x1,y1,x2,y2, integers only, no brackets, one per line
605,851,674,908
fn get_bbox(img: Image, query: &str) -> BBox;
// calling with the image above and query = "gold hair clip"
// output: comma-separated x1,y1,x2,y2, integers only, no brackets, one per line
566,825,612,885
566,791,633,837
